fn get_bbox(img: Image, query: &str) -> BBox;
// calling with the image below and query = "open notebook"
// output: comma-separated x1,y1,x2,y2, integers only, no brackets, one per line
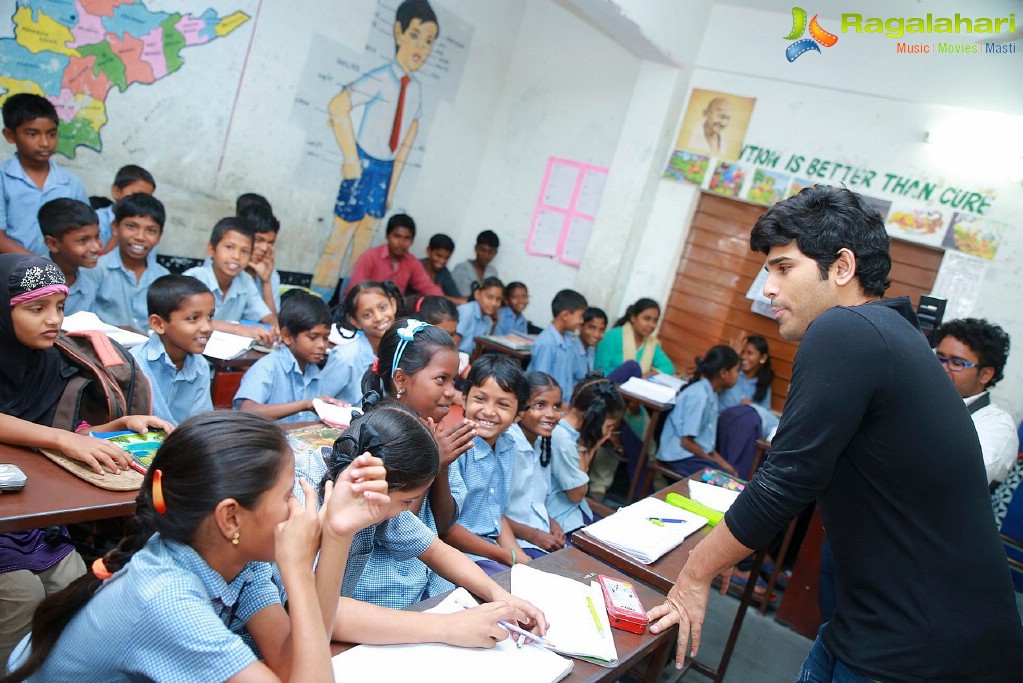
580,497,708,564
330,588,573,682
510,564,618,667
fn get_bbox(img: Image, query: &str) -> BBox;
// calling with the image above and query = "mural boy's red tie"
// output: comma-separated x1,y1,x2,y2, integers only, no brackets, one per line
390,75,410,153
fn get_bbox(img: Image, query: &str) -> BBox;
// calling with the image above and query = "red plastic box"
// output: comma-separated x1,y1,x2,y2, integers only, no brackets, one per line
597,575,649,634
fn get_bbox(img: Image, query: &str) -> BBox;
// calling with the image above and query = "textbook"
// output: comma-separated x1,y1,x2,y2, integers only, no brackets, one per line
201,330,254,360
91,429,167,474
330,588,573,682
60,311,148,348
510,564,618,667
482,333,536,351
579,497,708,564
618,376,677,405
311,399,358,428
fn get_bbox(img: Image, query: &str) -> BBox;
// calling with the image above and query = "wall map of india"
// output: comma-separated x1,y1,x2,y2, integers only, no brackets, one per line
0,0,248,157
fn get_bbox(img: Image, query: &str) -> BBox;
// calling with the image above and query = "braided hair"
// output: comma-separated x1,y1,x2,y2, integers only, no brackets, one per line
523,371,561,467
333,279,403,337
682,345,740,393
569,374,625,451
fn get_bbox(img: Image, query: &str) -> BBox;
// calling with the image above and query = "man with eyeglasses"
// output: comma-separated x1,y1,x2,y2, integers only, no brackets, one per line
934,318,1018,486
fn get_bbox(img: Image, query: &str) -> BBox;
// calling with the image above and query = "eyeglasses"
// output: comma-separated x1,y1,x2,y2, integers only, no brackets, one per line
934,350,979,373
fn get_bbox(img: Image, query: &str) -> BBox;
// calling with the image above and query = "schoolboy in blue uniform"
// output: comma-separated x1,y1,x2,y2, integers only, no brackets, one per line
0,94,89,257
184,217,277,345
236,195,282,315
38,198,101,316
234,291,348,424
95,165,156,254
85,194,170,330
527,289,589,401
131,274,215,426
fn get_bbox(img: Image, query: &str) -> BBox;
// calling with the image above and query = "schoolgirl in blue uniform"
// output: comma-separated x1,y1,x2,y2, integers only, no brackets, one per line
6,411,389,682
327,279,400,405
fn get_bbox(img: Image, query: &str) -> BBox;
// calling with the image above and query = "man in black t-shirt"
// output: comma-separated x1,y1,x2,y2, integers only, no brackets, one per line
648,186,1023,682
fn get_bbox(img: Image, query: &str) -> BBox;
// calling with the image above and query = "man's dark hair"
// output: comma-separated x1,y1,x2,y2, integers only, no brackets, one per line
38,199,98,240
936,318,1011,387
386,213,416,238
147,274,213,320
427,233,454,252
551,289,587,317
113,165,156,190
750,185,892,297
476,230,500,249
114,194,165,229
2,93,58,130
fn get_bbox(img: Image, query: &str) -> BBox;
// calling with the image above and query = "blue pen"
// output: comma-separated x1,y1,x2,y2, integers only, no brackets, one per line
648,517,686,525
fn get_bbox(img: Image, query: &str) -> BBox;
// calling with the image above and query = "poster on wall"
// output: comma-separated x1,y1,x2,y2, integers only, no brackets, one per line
527,157,608,267
293,0,474,297
672,89,756,163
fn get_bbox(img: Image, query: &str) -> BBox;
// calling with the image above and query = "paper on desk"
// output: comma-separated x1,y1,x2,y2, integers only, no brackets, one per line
580,497,708,564
688,480,741,512
648,373,684,392
312,399,357,428
618,377,676,405
202,330,253,360
60,311,148,348
330,588,573,683
511,564,618,667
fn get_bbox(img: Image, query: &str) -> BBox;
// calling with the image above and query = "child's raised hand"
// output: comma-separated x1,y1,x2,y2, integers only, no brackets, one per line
274,479,323,574
429,418,477,467
320,452,390,538
248,257,274,283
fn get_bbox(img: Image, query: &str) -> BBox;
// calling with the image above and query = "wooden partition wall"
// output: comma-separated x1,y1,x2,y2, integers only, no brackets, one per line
659,193,944,414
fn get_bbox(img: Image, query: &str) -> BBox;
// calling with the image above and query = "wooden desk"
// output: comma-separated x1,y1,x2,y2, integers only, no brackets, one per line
571,478,765,683
331,547,676,683
470,336,532,365
0,443,136,534
617,387,673,502
206,348,266,409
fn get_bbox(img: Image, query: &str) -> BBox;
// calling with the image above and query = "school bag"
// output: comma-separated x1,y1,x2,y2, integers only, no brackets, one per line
51,330,153,432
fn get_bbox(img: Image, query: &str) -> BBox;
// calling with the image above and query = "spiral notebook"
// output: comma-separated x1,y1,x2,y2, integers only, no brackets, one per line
330,588,573,682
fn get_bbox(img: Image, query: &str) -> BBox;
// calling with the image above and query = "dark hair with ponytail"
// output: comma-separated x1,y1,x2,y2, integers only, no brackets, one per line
569,374,625,451
613,298,660,329
471,276,504,297
523,372,560,467
744,335,774,404
321,399,438,495
414,295,458,326
360,317,457,397
681,345,740,394
333,279,403,336
464,354,530,411
5,412,288,683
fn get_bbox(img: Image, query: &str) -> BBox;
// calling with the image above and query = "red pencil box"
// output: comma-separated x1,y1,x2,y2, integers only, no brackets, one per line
597,575,649,634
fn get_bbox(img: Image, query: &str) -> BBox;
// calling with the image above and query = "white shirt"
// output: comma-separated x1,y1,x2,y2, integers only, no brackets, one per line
346,61,422,161
965,392,1019,484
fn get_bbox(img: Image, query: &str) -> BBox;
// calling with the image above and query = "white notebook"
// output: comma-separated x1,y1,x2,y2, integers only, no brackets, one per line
580,497,708,564
510,564,618,667
312,399,357,428
60,311,149,348
201,330,253,360
618,376,677,405
330,588,573,682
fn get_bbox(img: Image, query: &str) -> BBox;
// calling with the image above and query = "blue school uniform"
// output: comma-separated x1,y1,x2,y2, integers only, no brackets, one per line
0,156,89,257
233,345,347,424
8,534,280,682
455,300,493,355
84,249,170,330
505,424,553,551
131,334,213,426
183,262,271,323
546,421,592,533
493,306,527,336
324,332,374,406
657,378,719,463
526,324,588,402
718,373,779,438
450,432,515,561
63,268,97,316
96,205,114,247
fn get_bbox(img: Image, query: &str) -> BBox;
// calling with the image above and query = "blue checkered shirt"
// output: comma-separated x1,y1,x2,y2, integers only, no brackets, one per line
9,534,279,682
450,432,515,561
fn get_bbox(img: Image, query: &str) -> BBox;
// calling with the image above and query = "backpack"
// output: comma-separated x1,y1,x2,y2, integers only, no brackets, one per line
52,331,152,432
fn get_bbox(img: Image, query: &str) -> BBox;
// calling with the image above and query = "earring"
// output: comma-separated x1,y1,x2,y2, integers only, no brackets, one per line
396,388,405,399
232,531,239,546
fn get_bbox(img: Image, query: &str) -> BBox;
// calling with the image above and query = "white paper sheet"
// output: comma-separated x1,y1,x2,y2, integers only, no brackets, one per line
201,330,253,360
60,311,149,348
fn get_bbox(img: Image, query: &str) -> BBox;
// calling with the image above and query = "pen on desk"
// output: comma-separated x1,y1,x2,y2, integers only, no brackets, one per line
647,517,685,526
586,595,604,634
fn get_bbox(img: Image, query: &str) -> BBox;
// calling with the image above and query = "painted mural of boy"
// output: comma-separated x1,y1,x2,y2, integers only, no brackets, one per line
312,0,439,297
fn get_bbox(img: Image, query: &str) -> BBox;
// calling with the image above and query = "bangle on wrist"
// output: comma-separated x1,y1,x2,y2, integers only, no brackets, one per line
510,548,517,566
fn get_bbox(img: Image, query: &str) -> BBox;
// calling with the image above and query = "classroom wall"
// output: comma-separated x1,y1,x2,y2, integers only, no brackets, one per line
627,2,1023,421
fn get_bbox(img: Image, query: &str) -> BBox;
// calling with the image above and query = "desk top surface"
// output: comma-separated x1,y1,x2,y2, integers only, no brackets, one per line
331,546,675,683
0,442,137,534
572,479,709,593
